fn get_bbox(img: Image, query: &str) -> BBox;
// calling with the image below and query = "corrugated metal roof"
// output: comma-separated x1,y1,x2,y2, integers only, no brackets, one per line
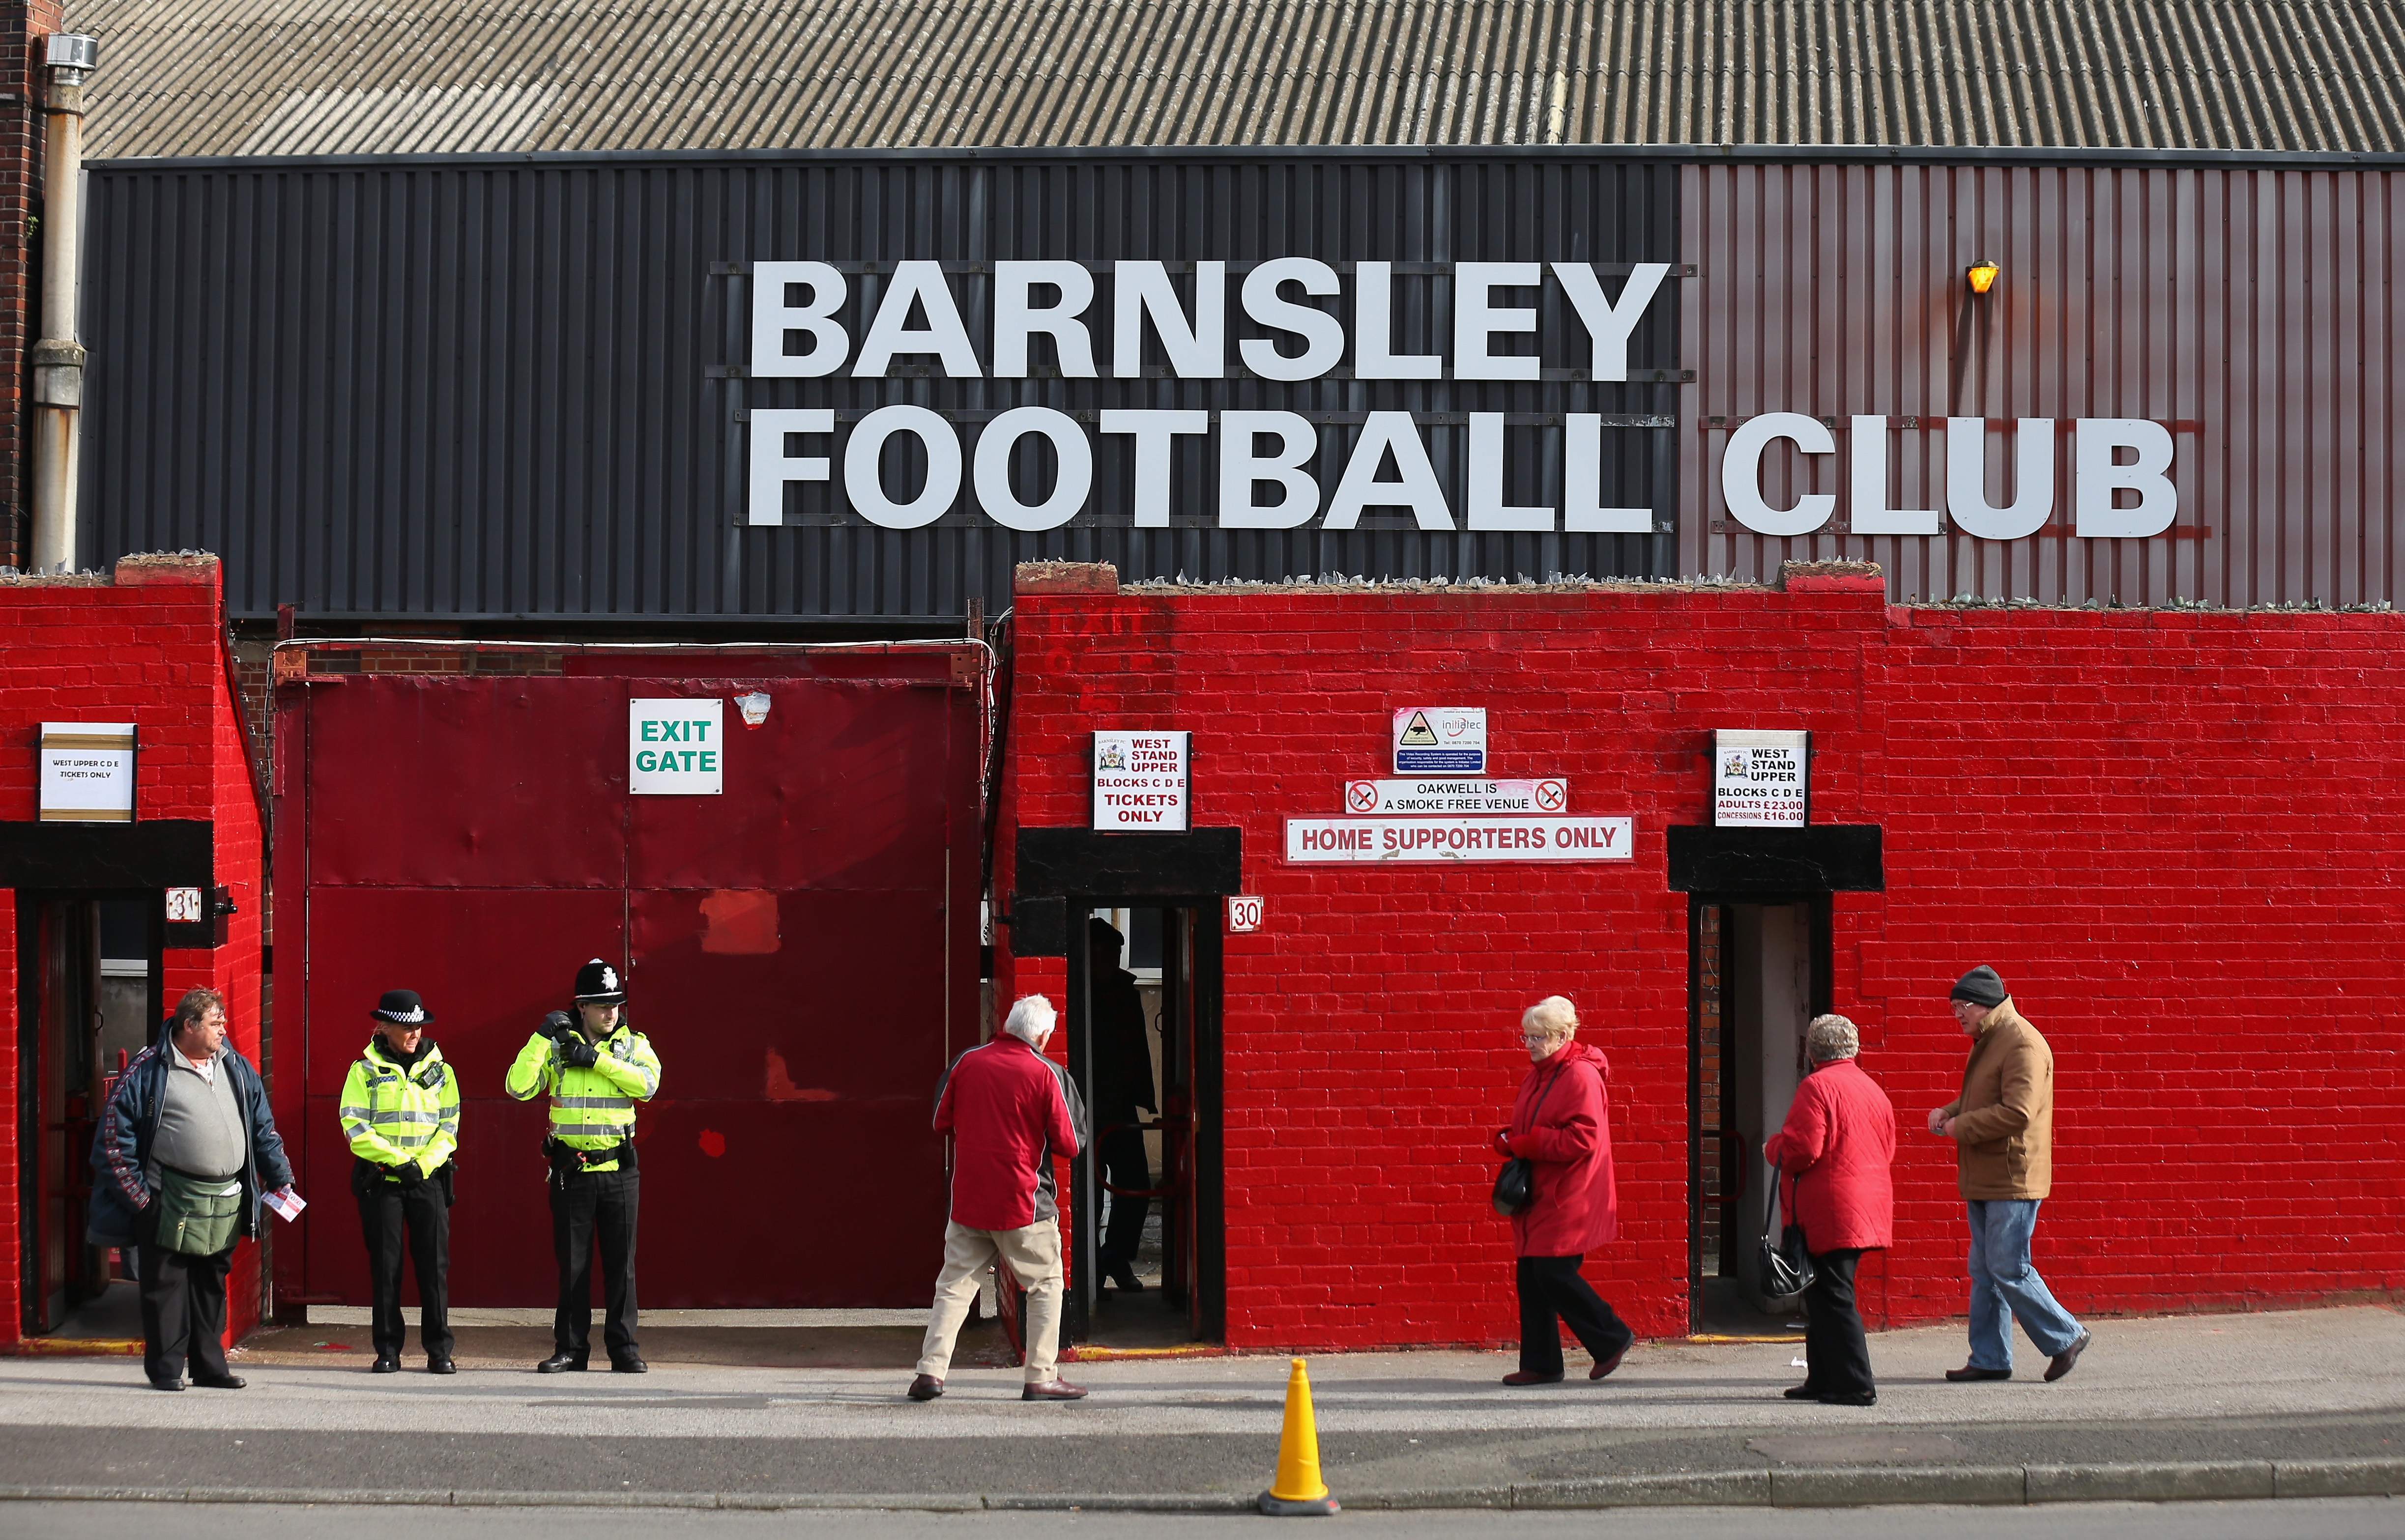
68,1,2405,160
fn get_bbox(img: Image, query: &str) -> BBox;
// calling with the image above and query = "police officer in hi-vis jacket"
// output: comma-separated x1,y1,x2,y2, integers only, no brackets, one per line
506,958,661,1373
341,989,460,1374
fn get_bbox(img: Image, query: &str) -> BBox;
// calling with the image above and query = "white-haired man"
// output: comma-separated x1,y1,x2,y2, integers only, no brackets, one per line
909,994,1090,1402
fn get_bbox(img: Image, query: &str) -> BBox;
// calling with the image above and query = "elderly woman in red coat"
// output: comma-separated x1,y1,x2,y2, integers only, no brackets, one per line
1764,1013,1897,1406
1491,996,1633,1386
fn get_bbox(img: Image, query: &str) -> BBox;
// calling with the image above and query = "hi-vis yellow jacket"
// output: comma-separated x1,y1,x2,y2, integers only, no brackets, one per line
339,1039,460,1177
505,1021,660,1172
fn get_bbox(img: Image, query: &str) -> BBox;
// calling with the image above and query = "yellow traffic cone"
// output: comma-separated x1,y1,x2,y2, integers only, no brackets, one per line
1257,1356,1340,1516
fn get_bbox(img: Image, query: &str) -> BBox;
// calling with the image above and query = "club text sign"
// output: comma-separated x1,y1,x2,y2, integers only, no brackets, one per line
630,699,724,794
1093,731,1189,831
1713,729,1808,827
1285,816,1632,863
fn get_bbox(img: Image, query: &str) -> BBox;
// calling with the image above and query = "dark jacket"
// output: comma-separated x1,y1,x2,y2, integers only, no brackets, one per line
1765,1057,1897,1253
1502,1040,1619,1257
87,1025,293,1248
933,1034,1088,1231
1090,965,1156,1120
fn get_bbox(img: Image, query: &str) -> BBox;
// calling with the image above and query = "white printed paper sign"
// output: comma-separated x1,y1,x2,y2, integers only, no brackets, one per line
1285,816,1632,863
630,698,725,794
39,723,136,822
1093,731,1189,831
1713,729,1809,827
1392,707,1486,773
1344,778,1564,815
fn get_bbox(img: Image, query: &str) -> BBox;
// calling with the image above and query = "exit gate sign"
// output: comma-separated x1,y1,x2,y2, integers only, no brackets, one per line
630,698,725,794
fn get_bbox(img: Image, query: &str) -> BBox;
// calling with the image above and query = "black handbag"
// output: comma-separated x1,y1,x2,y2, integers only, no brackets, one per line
1757,1160,1817,1302
1491,1065,1566,1218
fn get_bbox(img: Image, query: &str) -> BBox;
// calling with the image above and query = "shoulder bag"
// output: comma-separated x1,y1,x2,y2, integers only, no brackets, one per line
1757,1158,1816,1302
155,1167,244,1256
1491,1065,1566,1218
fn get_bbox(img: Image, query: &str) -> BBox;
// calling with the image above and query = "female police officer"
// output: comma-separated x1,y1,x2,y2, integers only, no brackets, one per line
341,989,460,1374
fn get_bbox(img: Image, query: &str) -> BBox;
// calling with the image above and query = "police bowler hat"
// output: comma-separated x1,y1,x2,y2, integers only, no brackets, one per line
371,989,432,1025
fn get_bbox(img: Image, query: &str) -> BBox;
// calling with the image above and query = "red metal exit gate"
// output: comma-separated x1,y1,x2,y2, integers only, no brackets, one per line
270,643,984,1308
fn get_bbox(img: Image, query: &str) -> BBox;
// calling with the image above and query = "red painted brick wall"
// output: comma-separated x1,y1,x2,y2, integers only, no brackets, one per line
0,0,59,569
0,554,268,1348
996,578,2405,1353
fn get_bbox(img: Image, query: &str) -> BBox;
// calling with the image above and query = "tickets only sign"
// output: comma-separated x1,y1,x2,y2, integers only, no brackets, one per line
630,698,725,794
1093,731,1189,831
1712,729,1809,827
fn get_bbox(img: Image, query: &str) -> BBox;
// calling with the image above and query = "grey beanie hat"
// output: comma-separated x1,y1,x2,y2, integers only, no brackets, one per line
1950,966,2008,1008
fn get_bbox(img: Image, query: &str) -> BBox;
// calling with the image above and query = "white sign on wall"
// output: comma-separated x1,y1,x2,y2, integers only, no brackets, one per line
1226,895,1264,933
1345,777,1563,815
630,699,725,794
1285,815,1631,863
1093,731,1189,831
1392,707,1486,773
1713,729,1809,827
39,723,136,823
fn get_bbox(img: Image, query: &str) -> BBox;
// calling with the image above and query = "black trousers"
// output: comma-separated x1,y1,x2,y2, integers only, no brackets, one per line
358,1180,453,1360
1515,1255,1635,1377
1097,1123,1151,1269
138,1240,232,1384
550,1167,639,1359
1802,1249,1874,1396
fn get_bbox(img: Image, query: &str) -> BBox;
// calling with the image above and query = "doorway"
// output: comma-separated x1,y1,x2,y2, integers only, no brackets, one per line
17,892,162,1338
1063,899,1223,1349
1687,895,1831,1337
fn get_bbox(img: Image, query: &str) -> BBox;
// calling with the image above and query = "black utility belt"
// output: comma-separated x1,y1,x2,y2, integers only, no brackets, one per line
545,1136,637,1174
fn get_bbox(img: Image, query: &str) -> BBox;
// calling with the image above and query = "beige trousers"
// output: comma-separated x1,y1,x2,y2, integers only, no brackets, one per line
917,1217,1064,1383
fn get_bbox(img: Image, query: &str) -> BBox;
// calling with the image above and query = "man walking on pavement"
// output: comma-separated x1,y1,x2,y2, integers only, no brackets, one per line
341,989,460,1374
909,993,1090,1402
508,958,662,1374
1930,966,2092,1384
87,987,298,1392
1089,918,1156,1293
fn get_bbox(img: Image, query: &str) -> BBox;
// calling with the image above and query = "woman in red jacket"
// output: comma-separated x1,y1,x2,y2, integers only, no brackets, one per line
1763,1013,1897,1406
1492,996,1632,1386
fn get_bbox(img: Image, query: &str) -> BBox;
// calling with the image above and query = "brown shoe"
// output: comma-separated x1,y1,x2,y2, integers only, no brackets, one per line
906,1373,944,1401
1589,1349,1627,1381
2044,1331,2091,1383
1945,1365,2011,1382
1501,1370,1564,1386
1021,1378,1088,1401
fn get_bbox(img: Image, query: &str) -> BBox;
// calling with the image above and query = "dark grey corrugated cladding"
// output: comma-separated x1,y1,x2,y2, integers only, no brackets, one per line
78,151,1683,620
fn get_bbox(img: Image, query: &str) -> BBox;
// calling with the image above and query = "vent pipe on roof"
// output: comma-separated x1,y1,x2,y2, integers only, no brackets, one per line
29,33,98,574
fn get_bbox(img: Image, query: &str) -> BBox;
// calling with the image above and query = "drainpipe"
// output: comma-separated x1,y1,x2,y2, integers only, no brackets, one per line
28,33,98,574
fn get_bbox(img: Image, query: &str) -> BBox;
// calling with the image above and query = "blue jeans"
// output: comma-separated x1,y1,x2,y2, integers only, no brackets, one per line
1964,1199,2084,1370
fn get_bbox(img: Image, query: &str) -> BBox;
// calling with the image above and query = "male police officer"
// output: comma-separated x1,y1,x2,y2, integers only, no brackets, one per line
341,989,460,1374
507,959,661,1373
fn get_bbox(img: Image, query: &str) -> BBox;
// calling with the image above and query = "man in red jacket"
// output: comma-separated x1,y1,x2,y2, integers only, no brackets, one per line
909,994,1090,1402
1765,1013,1897,1406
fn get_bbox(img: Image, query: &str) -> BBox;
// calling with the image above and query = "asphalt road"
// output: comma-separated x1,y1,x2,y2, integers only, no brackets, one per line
2,1499,2400,1540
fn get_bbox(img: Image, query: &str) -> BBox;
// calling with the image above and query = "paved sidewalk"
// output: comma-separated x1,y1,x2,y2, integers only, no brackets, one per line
4,1305,2401,1511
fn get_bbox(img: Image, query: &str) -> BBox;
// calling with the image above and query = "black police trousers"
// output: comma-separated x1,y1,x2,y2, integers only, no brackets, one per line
358,1179,453,1360
550,1166,639,1360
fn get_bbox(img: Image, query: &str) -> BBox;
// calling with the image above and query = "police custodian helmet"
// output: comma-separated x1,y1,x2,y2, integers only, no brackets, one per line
573,958,627,1005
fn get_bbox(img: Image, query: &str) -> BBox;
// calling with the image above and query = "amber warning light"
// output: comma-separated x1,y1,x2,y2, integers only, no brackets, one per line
1967,259,2001,295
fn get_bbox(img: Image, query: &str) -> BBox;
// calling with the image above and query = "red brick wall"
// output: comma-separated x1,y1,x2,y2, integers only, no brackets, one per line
0,1,59,569
996,578,2405,1352
0,554,267,1348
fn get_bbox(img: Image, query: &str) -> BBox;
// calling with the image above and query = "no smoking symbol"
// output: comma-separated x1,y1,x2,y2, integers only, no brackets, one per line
1346,781,1379,813
1535,779,1566,812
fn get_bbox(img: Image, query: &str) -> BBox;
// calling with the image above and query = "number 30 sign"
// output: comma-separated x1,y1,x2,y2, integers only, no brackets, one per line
1226,895,1264,934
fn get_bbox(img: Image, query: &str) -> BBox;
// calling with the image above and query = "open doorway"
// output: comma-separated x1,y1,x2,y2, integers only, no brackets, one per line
17,892,161,1340
1688,895,1831,1338
1063,901,1223,1350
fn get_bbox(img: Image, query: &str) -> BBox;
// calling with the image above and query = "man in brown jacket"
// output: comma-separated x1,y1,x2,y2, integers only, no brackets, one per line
1928,967,2091,1383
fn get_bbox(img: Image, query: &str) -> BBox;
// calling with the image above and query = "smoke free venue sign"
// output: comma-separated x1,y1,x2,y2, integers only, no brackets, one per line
1093,731,1189,831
